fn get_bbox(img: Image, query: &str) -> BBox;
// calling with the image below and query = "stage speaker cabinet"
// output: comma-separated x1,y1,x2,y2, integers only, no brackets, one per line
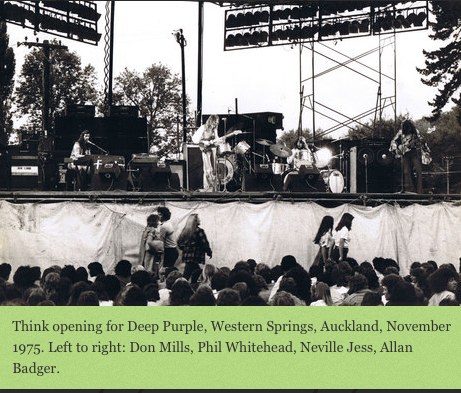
10,155,38,190
65,104,95,117
109,105,139,117
91,155,127,191
244,164,274,191
183,144,203,190
349,139,395,193
38,153,59,191
136,162,177,192
167,160,186,191
0,149,11,190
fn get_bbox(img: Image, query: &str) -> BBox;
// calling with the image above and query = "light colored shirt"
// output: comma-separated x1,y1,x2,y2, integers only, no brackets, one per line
159,221,177,249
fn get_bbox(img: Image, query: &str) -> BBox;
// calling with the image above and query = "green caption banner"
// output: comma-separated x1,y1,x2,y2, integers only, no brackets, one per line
0,307,459,389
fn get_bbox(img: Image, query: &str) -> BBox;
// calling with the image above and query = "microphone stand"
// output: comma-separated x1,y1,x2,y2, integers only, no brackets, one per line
89,141,109,155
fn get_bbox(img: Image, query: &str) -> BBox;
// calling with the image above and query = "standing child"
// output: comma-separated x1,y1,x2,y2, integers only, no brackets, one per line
313,215,334,266
332,213,354,262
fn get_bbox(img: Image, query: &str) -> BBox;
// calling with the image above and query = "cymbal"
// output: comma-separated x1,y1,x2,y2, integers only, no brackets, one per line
255,138,273,146
227,131,251,136
270,144,292,158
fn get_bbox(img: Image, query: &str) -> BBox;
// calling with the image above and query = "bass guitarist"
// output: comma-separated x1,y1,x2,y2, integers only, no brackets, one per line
192,115,242,191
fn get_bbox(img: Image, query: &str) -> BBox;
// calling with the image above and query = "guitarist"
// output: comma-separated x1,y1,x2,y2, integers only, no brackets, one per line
192,115,243,191
192,115,220,191
390,119,431,194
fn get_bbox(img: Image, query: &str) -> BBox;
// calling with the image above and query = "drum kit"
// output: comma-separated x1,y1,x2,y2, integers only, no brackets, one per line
206,131,345,193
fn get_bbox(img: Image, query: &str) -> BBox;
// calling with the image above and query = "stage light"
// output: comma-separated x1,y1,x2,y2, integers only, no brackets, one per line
260,10,269,23
244,11,256,27
413,12,427,27
3,2,26,24
359,18,370,33
301,25,317,39
272,9,282,21
392,15,405,29
288,26,301,40
340,21,350,35
320,22,334,37
349,20,359,34
291,7,301,20
225,34,236,47
300,4,317,19
315,148,333,169
280,8,291,20
235,12,246,27
226,14,237,28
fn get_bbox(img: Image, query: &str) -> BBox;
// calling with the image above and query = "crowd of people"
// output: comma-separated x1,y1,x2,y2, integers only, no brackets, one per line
1,205,460,306
0,253,460,306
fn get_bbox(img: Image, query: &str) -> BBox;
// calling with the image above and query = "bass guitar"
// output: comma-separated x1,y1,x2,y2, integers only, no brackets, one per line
199,130,243,152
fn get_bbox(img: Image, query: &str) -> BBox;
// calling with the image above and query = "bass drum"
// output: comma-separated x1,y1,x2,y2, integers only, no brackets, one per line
328,170,344,193
216,157,235,185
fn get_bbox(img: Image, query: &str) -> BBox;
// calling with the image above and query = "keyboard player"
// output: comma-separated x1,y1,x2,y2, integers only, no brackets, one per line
67,130,93,190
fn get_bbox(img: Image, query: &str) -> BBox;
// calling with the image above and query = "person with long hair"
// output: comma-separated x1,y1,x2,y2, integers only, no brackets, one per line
332,212,354,262
177,214,212,280
138,213,163,279
310,282,333,306
390,119,431,194
192,114,220,191
68,130,92,190
313,215,334,266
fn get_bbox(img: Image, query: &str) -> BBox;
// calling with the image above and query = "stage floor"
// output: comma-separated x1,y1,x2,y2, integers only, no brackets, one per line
0,189,459,206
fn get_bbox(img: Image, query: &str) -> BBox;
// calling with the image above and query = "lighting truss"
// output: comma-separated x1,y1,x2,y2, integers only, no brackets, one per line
0,1,101,45
224,1,429,51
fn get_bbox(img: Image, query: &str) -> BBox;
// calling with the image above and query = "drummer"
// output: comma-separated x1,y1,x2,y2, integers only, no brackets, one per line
286,136,314,168
283,136,315,191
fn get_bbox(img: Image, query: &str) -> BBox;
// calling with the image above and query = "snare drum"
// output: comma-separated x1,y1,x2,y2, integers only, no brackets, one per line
217,142,232,156
234,140,250,156
327,170,344,193
271,162,287,175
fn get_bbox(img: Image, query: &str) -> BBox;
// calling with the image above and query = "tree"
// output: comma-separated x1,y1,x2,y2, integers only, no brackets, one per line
0,22,15,147
277,128,314,148
112,63,190,158
14,39,98,132
417,1,461,122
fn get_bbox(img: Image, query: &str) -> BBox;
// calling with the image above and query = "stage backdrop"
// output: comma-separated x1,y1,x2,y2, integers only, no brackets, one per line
0,200,460,276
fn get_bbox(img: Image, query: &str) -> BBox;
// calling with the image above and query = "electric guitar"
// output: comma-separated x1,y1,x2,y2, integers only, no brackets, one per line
199,130,243,152
391,135,422,159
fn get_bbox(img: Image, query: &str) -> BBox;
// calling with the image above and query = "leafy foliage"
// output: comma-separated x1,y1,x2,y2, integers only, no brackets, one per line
0,22,15,146
417,1,461,122
112,63,190,158
14,39,98,132
277,128,313,148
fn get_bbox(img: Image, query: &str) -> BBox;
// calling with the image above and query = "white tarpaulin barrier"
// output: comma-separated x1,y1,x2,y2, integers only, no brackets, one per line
1,200,460,276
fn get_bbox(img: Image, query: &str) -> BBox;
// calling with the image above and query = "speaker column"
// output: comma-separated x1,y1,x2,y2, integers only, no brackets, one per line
349,139,395,193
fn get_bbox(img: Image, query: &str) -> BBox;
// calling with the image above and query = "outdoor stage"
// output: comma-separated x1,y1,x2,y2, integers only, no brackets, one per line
1,189,460,279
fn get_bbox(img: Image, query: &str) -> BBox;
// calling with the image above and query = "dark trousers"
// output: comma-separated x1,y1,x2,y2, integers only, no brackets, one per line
403,149,422,194
331,247,349,263
163,247,179,268
183,262,201,280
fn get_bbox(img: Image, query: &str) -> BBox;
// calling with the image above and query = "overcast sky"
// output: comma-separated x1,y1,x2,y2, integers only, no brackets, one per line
6,1,447,138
